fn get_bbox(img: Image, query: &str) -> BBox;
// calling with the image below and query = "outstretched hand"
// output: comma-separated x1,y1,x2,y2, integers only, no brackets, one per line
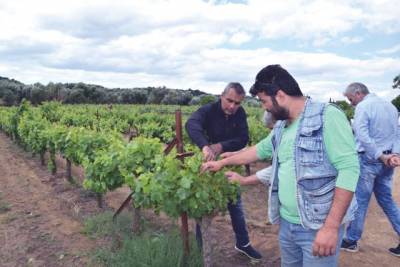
202,146,216,161
224,171,243,183
201,160,224,173
220,151,238,159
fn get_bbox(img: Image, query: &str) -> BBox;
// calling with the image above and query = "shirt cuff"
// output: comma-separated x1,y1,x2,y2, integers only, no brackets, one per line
256,167,272,186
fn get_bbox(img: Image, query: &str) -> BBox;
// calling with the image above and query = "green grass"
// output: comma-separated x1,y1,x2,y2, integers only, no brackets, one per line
82,211,132,238
83,211,203,267
91,231,203,267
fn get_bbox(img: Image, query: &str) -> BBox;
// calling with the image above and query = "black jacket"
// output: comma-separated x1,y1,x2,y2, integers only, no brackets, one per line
185,100,249,152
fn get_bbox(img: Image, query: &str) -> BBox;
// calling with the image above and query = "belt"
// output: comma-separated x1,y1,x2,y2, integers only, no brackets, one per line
358,150,391,155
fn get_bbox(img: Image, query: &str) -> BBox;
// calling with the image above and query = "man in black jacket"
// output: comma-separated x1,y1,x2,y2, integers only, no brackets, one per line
185,82,262,261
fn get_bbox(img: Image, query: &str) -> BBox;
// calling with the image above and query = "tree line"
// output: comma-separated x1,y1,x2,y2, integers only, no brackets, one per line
0,75,398,113
0,77,223,106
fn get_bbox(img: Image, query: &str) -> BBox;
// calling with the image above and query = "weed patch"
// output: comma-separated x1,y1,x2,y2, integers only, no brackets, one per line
83,211,203,267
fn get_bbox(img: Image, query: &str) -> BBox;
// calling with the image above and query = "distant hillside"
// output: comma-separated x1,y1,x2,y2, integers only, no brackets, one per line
0,76,213,106
0,76,24,85
0,76,260,107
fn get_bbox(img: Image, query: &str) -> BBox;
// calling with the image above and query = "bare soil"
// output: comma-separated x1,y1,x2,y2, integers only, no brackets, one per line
0,132,399,267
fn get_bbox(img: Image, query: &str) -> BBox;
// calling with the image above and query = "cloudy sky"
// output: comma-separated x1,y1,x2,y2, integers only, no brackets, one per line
0,0,399,102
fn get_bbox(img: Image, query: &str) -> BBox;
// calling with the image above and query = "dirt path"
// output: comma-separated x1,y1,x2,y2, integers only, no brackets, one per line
0,131,399,267
0,133,96,267
338,166,400,266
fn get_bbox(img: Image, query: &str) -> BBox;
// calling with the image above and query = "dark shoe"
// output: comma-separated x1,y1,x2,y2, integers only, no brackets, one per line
235,243,262,261
389,243,400,257
340,239,359,252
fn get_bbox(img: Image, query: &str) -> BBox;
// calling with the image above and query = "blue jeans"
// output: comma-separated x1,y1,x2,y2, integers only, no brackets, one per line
196,194,249,247
279,218,344,267
345,154,400,242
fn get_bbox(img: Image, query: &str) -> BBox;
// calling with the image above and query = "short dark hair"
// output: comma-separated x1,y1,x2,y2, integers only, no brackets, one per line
249,64,303,97
222,82,246,96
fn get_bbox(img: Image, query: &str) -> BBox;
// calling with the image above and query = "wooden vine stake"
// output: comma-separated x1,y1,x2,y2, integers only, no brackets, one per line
113,110,193,259
94,109,103,208
174,110,190,258
66,159,73,184
40,152,45,166
50,150,57,175
161,110,193,260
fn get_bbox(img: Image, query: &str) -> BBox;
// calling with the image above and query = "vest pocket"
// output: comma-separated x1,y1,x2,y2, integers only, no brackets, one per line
305,201,332,222
300,178,335,222
297,137,323,165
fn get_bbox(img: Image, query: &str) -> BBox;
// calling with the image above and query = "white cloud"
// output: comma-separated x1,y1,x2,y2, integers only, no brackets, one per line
341,36,363,45
229,32,252,45
0,0,399,102
356,0,400,34
377,44,400,55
